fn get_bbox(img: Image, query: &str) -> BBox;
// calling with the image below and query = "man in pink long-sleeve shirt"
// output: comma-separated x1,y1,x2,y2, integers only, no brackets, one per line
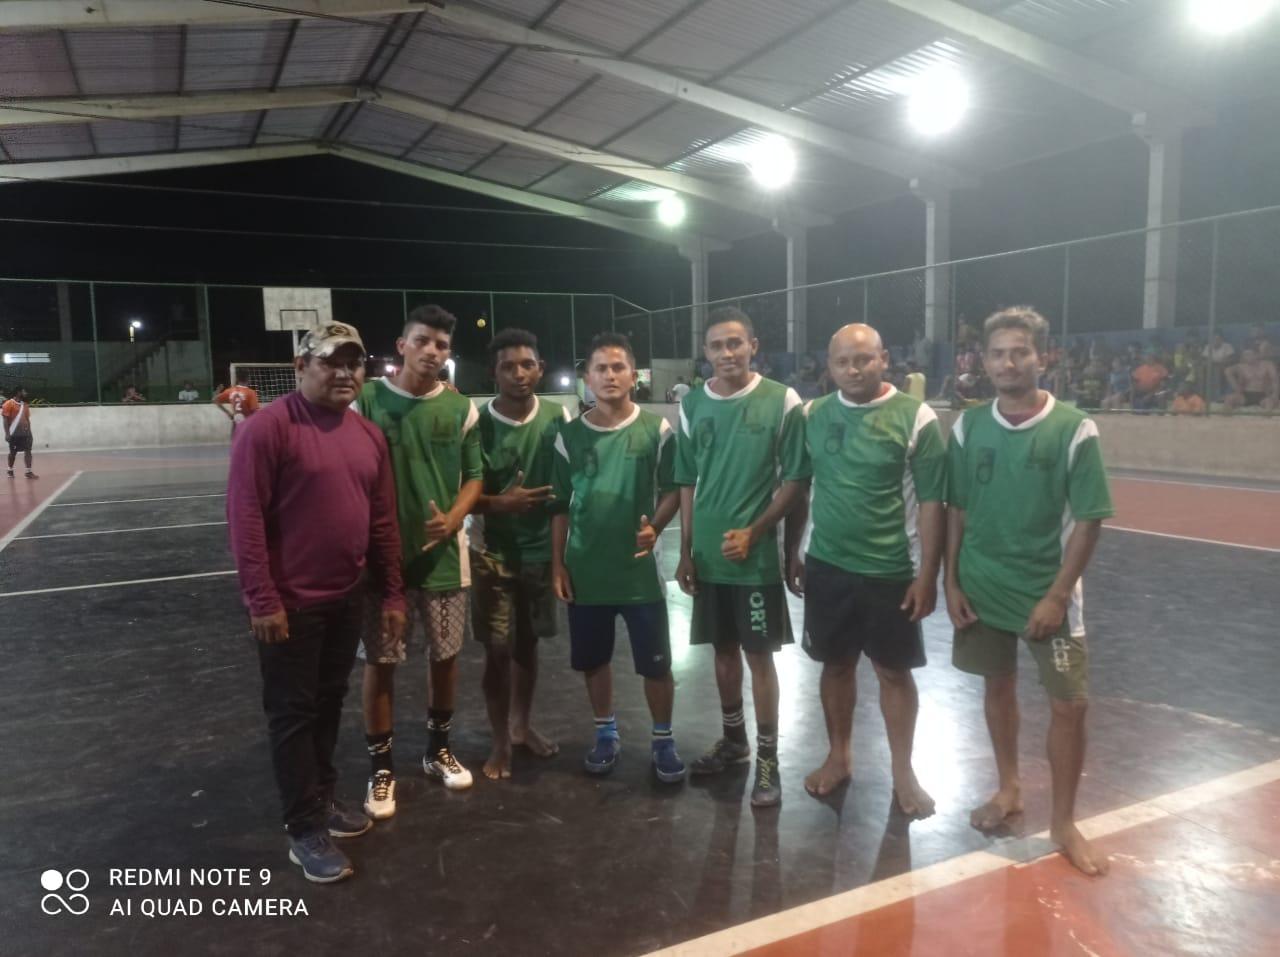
227,321,406,885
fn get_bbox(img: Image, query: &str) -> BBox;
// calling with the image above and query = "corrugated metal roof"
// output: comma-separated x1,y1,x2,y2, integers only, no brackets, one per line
341,104,431,155
256,105,342,146
90,117,176,155
177,110,258,151
0,32,78,98
408,126,506,171
529,163,627,202
534,75,672,147
277,17,391,87
467,143,565,187
456,49,592,128
0,124,95,161
997,0,1156,43
183,23,294,92
606,102,741,165
467,0,561,24
380,24,505,106
65,27,182,95
542,0,697,55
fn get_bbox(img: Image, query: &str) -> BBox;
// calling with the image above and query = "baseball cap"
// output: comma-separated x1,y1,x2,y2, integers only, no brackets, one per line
297,322,365,359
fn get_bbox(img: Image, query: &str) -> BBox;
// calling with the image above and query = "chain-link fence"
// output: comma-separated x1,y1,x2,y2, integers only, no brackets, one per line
0,282,644,403
634,204,1280,412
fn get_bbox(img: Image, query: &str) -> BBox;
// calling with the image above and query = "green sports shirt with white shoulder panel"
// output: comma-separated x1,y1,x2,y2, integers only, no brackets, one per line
355,378,483,592
674,374,810,586
947,394,1114,636
803,385,946,580
550,406,676,605
469,395,571,565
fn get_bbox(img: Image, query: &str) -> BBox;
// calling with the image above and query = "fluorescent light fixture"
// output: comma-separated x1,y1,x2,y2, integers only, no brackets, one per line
906,68,970,136
5,352,52,364
1189,0,1273,33
744,135,796,190
656,193,687,227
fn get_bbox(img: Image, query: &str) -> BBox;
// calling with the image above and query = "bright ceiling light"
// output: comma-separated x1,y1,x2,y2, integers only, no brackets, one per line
906,68,970,136
1188,0,1273,34
744,135,796,190
656,193,687,227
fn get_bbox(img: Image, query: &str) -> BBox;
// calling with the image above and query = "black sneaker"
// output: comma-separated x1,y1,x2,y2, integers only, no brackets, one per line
690,737,751,775
326,799,372,838
287,830,354,883
750,756,782,808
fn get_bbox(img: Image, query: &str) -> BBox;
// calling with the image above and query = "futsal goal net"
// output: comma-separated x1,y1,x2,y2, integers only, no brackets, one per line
228,363,297,404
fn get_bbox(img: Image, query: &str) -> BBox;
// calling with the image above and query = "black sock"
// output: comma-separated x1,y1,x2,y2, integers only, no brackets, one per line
365,731,393,775
427,709,453,756
757,723,778,760
722,699,748,747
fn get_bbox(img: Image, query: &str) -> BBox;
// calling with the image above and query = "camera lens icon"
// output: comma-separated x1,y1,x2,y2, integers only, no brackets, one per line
40,869,90,915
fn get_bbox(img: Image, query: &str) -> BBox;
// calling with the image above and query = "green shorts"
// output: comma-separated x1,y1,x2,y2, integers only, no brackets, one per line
469,551,557,662
952,618,1088,700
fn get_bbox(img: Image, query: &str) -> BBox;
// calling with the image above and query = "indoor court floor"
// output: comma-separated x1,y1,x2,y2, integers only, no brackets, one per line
1,447,1277,956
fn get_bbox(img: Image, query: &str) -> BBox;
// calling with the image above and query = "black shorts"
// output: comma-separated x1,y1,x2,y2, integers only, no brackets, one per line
801,555,925,670
690,581,793,654
567,601,671,679
1242,391,1265,407
7,432,32,454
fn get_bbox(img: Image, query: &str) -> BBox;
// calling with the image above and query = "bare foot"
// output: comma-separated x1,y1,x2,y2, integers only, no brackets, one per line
892,770,936,818
482,744,512,781
804,753,852,796
1051,822,1109,876
510,725,559,758
969,787,1022,831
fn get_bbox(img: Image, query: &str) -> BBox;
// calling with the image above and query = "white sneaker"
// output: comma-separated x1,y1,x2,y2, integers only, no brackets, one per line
364,770,396,819
423,748,473,790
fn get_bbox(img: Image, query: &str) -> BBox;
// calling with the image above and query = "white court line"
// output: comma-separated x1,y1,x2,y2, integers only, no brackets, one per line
0,471,82,553
641,757,1280,957
0,570,236,600
1107,524,1280,554
51,492,225,507
16,520,227,542
1113,475,1280,494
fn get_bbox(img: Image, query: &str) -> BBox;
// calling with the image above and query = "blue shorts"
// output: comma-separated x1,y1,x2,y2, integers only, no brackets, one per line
567,601,671,679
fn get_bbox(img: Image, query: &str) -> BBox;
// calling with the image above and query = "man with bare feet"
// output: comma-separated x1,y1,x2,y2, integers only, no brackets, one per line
1224,348,1279,410
945,307,1114,876
786,324,945,815
470,329,570,780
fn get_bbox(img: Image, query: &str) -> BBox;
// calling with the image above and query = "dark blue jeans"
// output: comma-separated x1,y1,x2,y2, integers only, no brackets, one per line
256,590,363,835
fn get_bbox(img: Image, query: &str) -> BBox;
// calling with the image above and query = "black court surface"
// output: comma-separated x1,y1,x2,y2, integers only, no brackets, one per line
1,452,1278,956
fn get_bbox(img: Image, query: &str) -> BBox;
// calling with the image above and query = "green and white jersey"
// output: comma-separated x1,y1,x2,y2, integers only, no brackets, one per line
802,386,946,580
469,396,571,565
551,406,676,605
947,394,1114,636
355,378,483,592
675,374,809,586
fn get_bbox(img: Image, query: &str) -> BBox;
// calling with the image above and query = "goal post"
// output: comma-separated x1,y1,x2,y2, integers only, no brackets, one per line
228,363,297,404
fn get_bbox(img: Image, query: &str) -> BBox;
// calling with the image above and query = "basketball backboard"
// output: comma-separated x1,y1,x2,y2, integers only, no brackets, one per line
263,287,333,331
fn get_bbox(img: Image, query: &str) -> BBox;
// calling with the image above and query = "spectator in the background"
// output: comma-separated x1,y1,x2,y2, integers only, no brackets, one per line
1224,348,1279,410
912,326,932,373
668,376,691,403
1203,334,1236,397
1247,324,1275,370
904,361,927,401
178,381,200,402
1044,359,1070,399
1102,357,1131,411
1074,357,1106,409
1130,352,1170,411
1171,383,1206,415
122,384,147,403
3,384,37,479
789,354,823,400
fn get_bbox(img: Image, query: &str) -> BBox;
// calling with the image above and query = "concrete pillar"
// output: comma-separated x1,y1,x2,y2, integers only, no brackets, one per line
910,178,952,344
1135,116,1184,329
56,282,73,341
776,222,808,354
678,238,711,358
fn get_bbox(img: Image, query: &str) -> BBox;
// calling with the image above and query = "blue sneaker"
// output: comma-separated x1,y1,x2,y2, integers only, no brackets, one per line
584,735,620,775
327,799,372,838
651,739,687,784
287,829,354,883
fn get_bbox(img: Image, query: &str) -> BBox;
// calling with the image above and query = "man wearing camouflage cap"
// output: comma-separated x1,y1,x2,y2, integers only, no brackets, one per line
227,322,407,884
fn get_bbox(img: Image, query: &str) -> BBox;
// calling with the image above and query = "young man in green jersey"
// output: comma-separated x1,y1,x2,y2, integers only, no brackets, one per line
945,306,1114,877
356,305,484,817
787,324,945,814
550,332,686,783
675,307,810,808
469,328,570,780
